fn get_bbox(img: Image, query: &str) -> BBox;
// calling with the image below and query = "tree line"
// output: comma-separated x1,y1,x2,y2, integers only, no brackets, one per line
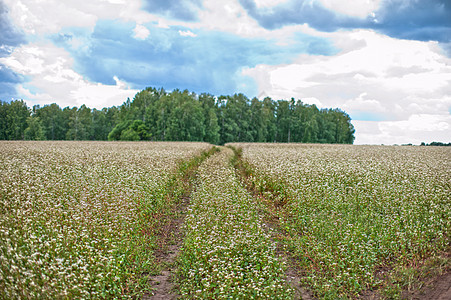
0,87,355,144
420,142,451,146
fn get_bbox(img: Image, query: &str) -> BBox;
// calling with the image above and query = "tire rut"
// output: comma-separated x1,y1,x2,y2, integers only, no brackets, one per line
229,145,315,300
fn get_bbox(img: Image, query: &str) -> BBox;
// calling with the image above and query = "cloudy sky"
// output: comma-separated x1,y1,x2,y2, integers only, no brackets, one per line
1,0,450,144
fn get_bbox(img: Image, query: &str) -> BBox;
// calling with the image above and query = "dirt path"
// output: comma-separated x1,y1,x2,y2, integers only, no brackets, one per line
144,146,448,299
413,271,451,300
147,244,180,300
229,146,315,299
142,196,189,300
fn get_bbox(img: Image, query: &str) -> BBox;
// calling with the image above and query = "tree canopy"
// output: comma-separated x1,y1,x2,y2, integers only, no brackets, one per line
0,87,355,144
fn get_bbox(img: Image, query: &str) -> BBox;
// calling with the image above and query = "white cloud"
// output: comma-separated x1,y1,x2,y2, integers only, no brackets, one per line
3,0,156,35
0,42,138,109
5,0,97,34
342,92,386,114
133,24,150,40
254,0,290,8
4,0,310,50
354,114,451,145
244,29,451,144
178,30,197,37
69,76,138,109
196,0,309,42
317,0,382,18
197,0,262,37
302,97,324,108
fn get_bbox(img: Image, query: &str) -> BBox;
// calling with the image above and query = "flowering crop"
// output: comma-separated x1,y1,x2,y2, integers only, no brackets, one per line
178,148,293,299
229,143,450,298
0,141,210,299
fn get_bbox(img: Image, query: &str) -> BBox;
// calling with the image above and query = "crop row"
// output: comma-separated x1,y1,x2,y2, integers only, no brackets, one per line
177,147,293,299
0,141,211,299
230,143,450,298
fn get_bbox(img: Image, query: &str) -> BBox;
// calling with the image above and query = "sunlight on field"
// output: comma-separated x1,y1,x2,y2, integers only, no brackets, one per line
0,141,210,298
231,143,450,298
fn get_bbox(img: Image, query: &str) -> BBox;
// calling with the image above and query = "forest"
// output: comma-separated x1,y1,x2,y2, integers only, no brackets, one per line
0,87,355,144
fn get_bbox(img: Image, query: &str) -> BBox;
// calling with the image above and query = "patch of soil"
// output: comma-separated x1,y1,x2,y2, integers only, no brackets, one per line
410,271,451,300
142,196,190,300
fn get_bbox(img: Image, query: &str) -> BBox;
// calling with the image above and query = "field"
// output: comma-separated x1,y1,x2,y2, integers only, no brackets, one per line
230,143,450,298
0,141,211,298
1,141,450,299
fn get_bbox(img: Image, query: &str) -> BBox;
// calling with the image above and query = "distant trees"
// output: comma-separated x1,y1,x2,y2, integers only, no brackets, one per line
420,142,451,146
0,87,356,144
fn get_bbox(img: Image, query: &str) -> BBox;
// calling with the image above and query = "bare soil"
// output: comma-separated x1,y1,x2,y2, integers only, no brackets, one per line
142,196,189,300
411,271,451,300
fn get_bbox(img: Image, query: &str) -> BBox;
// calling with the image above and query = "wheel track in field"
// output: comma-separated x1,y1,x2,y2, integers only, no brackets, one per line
143,146,220,300
176,146,294,298
145,144,449,300
228,145,451,300
228,145,315,300
146,146,300,298
145,195,189,300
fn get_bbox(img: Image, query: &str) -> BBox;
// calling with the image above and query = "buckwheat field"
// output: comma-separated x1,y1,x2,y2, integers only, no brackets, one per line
1,141,449,299
230,143,450,298
0,141,210,298
178,147,293,298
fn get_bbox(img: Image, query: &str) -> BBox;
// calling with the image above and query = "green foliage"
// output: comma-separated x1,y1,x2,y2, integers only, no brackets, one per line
109,120,151,141
1,87,356,143
108,120,132,141
24,116,44,140
0,100,30,140
34,103,67,140
121,120,151,141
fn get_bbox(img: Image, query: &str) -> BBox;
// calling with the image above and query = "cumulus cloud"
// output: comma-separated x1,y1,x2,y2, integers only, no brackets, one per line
133,24,150,39
254,0,289,9
2,0,158,35
49,18,334,97
354,114,451,145
0,42,138,108
316,0,382,18
238,0,451,47
178,30,197,37
0,2,25,51
244,29,451,144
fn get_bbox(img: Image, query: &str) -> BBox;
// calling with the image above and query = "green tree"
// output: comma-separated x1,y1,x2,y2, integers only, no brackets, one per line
262,97,277,142
120,120,151,141
108,120,132,141
200,93,220,144
24,116,44,140
66,105,93,140
0,101,8,140
108,120,151,141
0,100,30,140
249,97,265,142
35,103,67,140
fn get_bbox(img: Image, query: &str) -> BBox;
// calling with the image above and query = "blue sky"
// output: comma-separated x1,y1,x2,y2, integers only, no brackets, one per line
0,0,450,144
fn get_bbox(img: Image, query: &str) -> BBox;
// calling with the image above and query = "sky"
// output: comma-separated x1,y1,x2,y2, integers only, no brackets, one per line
0,0,450,145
